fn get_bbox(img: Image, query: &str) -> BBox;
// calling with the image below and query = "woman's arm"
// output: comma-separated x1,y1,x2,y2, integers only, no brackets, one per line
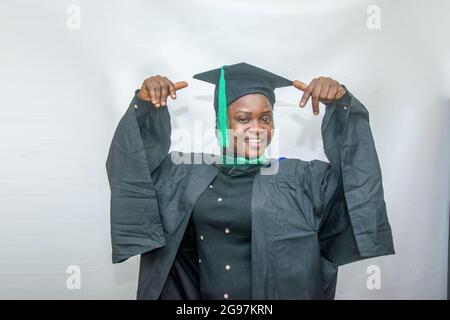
133,76,188,172
297,80,395,266
105,75,187,263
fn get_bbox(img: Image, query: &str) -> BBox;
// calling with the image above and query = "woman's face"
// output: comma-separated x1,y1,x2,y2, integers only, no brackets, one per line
225,93,274,159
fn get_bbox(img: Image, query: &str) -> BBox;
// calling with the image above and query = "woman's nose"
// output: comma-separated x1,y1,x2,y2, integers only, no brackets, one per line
246,123,267,136
248,120,264,131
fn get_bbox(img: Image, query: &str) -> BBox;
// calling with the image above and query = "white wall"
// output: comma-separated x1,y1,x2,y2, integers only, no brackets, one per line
0,0,449,299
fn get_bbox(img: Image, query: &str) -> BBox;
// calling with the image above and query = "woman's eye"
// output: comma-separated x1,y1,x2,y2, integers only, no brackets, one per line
262,116,272,123
239,118,248,123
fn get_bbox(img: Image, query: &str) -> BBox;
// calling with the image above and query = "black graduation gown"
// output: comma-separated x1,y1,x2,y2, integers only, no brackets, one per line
105,88,395,300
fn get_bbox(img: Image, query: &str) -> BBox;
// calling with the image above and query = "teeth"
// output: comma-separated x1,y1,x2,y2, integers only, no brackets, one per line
247,139,261,143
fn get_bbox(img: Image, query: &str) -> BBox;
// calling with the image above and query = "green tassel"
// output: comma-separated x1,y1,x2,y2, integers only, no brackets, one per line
218,66,229,148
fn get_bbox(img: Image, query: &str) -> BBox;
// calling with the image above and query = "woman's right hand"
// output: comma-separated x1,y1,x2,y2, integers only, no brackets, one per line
138,75,188,107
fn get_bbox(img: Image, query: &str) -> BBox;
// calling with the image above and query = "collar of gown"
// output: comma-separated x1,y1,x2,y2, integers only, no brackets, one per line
213,162,263,177
214,153,269,177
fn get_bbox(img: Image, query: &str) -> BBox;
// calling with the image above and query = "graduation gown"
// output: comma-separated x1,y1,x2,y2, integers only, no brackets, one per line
105,88,395,300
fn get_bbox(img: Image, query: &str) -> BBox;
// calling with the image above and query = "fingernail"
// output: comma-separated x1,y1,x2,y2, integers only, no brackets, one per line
152,100,156,104
156,103,160,107
300,102,305,107
314,111,318,115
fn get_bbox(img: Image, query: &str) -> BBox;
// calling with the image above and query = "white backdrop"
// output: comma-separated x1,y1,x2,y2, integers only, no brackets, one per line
1,0,449,299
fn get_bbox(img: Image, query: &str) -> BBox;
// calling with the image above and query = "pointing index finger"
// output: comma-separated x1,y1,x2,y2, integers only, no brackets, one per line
174,81,189,91
292,80,308,91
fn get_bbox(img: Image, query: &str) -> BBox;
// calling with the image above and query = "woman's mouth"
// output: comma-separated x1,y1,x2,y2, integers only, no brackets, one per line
244,137,264,149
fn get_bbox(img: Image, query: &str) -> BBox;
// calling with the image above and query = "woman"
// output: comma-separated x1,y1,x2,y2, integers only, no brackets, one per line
106,62,394,300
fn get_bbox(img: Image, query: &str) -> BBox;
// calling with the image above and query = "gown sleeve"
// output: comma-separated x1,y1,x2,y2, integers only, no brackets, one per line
303,87,395,266
105,89,171,263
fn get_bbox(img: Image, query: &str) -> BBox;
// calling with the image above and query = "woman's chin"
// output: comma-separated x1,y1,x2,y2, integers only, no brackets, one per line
239,148,265,159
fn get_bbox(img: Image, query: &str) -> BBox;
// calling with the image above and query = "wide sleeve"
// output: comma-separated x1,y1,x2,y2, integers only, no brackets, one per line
303,88,395,266
105,90,171,263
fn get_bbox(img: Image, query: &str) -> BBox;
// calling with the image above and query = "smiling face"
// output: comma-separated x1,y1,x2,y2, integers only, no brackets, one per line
224,93,274,159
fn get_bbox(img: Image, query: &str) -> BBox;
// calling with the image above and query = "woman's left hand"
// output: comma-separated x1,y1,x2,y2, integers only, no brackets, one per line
292,77,346,115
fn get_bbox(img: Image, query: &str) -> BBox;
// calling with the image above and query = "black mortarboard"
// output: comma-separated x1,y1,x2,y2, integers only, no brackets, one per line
193,62,292,148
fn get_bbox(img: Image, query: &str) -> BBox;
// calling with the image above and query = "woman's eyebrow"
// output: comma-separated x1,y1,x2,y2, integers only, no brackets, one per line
234,111,252,115
234,110,272,115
